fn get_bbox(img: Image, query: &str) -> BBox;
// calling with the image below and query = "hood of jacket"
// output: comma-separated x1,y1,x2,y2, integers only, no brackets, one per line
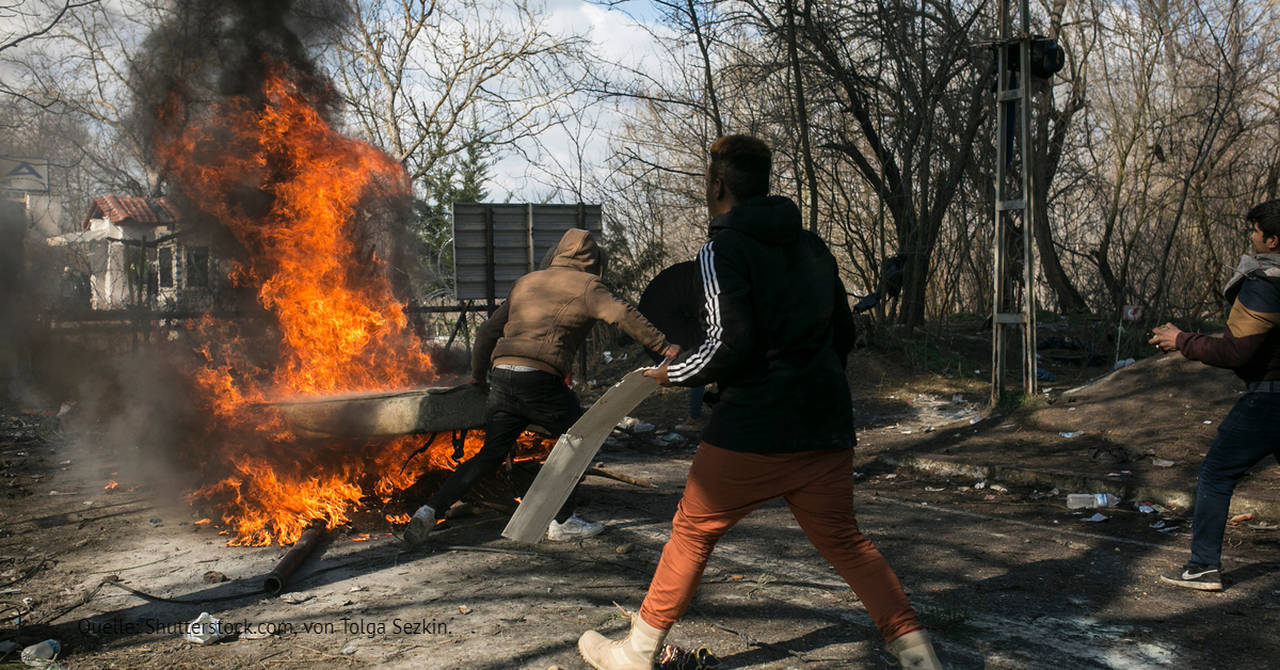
709,195,802,246
1224,252,1280,299
547,228,605,275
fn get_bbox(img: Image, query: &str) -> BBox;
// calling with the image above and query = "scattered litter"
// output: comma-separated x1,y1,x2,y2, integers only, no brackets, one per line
1150,520,1180,533
852,471,865,479
1151,458,1176,468
348,585,366,593
1106,470,1133,478
457,605,472,615
1067,407,1077,411
1058,431,1081,438
614,416,656,433
990,484,1009,493
1080,513,1109,523
342,645,357,655
973,481,987,490
19,639,60,667
882,473,898,480
1113,358,1135,370
602,351,613,363
969,416,981,425
658,433,684,444
1137,504,1156,514
1228,513,1255,524
1202,420,1212,425
900,429,914,434
148,518,162,526
924,486,946,492
280,593,312,605
48,490,75,496
1067,493,1119,509
657,643,720,670
185,613,226,645
615,543,634,555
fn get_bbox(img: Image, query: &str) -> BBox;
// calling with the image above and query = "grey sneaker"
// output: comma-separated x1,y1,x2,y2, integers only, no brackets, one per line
404,505,436,545
1159,563,1222,591
547,513,604,541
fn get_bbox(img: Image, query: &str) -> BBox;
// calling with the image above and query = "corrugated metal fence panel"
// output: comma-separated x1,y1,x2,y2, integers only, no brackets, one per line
453,203,602,301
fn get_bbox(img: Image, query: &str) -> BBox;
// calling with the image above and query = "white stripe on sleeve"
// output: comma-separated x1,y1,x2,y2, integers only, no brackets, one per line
668,242,723,383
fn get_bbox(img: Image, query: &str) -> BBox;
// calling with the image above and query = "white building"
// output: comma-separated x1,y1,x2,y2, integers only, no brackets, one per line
46,195,217,310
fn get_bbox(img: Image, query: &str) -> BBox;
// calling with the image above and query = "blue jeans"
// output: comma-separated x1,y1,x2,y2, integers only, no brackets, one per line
428,368,583,523
1190,392,1280,566
688,386,706,419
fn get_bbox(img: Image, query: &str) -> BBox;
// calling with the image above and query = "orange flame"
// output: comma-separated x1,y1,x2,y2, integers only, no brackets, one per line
153,62,557,546
154,64,440,545
104,480,119,491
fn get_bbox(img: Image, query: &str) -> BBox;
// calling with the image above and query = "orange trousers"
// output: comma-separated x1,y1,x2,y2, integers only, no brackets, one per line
638,443,921,643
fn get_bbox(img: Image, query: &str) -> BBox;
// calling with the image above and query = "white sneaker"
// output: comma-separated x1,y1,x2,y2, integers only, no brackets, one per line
404,504,436,545
547,513,604,541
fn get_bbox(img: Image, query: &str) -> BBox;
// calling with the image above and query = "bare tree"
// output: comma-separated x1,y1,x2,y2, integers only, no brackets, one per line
329,0,592,184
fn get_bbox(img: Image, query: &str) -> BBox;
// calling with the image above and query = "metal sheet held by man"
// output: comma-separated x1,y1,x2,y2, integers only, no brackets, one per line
266,384,487,438
503,368,658,543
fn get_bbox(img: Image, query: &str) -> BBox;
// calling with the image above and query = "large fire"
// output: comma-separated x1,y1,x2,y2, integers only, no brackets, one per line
153,64,540,546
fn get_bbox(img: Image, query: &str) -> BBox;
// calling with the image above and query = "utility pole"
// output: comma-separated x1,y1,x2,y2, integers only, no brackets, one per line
991,0,1060,405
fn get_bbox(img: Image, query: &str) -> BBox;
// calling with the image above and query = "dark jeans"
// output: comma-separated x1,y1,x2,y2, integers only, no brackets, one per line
1190,392,1280,566
427,368,583,523
688,386,705,419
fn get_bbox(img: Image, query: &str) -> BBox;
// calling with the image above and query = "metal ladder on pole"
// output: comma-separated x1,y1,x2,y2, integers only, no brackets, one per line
991,0,1038,405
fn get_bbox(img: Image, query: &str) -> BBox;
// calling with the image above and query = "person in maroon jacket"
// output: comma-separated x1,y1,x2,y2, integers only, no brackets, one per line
1150,198,1280,591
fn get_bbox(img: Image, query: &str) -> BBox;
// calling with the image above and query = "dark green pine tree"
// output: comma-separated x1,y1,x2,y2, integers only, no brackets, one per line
412,142,490,295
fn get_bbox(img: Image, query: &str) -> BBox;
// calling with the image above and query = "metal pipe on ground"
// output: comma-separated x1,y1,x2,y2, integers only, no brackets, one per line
263,519,326,595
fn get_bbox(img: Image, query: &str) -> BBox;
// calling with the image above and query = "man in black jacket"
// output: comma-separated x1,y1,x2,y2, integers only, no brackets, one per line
577,135,942,670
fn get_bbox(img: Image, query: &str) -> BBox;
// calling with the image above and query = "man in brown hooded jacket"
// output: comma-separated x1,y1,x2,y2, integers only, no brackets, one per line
406,228,678,544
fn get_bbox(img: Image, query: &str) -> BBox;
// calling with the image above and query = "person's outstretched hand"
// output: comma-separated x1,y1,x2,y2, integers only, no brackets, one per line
644,344,681,386
1149,322,1183,352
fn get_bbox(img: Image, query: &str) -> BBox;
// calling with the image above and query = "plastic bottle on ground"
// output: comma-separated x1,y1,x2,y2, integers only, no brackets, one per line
20,639,60,667
1066,493,1120,509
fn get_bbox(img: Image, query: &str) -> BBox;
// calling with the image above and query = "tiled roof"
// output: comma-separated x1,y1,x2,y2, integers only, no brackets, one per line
83,195,179,229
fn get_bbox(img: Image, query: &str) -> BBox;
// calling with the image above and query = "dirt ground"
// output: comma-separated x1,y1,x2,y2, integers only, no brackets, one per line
2,323,1278,669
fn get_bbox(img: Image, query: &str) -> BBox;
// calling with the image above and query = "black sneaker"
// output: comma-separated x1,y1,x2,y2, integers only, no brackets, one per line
1159,563,1223,591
